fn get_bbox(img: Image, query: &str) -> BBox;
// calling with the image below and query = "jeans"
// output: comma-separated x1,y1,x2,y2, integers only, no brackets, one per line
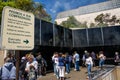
53,63,59,78
53,63,56,74
87,64,91,78
66,63,70,73
99,59,105,68
56,66,59,78
75,61,79,71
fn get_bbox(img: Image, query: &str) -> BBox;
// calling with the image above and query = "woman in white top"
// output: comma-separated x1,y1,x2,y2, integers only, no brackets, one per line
52,52,59,79
85,54,93,79
25,54,38,80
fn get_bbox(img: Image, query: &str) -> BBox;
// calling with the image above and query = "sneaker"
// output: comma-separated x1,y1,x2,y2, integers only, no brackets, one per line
57,76,59,79
65,72,68,74
74,69,76,71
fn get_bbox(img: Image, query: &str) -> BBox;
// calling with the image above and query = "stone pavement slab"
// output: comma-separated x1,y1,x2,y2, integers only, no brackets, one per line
38,67,96,80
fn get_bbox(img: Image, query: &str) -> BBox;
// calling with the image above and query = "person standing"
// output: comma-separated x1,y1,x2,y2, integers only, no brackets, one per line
114,52,120,65
99,51,106,70
58,53,65,80
82,53,86,67
36,52,47,77
91,51,96,67
52,52,59,79
64,52,70,74
0,57,16,80
19,56,27,80
25,54,38,80
73,51,80,71
68,54,73,70
85,54,93,79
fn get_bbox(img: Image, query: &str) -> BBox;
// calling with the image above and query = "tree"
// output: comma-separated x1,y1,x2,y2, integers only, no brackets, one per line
16,0,34,11
94,13,120,27
60,16,88,28
54,21,58,25
0,0,16,22
96,23,108,27
80,21,87,28
41,14,52,22
95,13,104,24
0,0,52,23
90,23,95,28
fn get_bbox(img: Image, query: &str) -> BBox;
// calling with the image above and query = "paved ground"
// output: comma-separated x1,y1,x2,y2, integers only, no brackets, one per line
38,67,97,80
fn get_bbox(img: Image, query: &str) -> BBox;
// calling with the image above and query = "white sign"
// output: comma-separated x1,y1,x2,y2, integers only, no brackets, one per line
1,6,34,50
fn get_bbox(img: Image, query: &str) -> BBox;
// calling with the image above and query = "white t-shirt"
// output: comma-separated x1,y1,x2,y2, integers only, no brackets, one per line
25,61,38,71
52,56,59,65
85,57,93,66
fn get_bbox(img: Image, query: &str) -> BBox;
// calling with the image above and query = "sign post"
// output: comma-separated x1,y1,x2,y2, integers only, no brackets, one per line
15,51,20,80
1,6,34,80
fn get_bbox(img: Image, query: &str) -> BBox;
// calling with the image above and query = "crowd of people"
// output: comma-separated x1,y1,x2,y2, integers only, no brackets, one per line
0,50,120,80
0,52,47,80
52,50,105,80
19,52,47,80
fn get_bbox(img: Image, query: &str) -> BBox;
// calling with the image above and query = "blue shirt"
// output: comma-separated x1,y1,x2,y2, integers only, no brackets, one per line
58,57,65,66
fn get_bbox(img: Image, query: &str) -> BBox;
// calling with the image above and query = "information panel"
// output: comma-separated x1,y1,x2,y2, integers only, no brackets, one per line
1,6,34,50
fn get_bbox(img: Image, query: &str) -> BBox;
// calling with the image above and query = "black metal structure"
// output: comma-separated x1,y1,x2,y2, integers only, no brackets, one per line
25,18,120,70
34,18,120,47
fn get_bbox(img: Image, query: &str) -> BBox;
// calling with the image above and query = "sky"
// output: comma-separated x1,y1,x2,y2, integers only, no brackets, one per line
34,0,107,22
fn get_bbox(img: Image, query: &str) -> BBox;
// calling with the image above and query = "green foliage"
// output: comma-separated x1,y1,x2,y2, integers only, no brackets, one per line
94,13,120,27
16,0,34,11
0,0,16,22
96,23,108,27
54,21,58,25
0,0,52,23
60,16,87,28
41,15,52,22
95,13,104,23
79,21,87,28
90,23,95,28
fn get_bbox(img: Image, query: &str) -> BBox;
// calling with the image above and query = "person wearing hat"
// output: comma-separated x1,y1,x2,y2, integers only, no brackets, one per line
19,56,27,80
0,57,16,80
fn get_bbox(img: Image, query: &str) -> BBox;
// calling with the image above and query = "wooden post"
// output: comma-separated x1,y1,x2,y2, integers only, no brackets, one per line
16,51,20,80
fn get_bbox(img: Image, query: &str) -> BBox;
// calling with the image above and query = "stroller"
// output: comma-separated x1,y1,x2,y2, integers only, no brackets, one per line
37,59,47,76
